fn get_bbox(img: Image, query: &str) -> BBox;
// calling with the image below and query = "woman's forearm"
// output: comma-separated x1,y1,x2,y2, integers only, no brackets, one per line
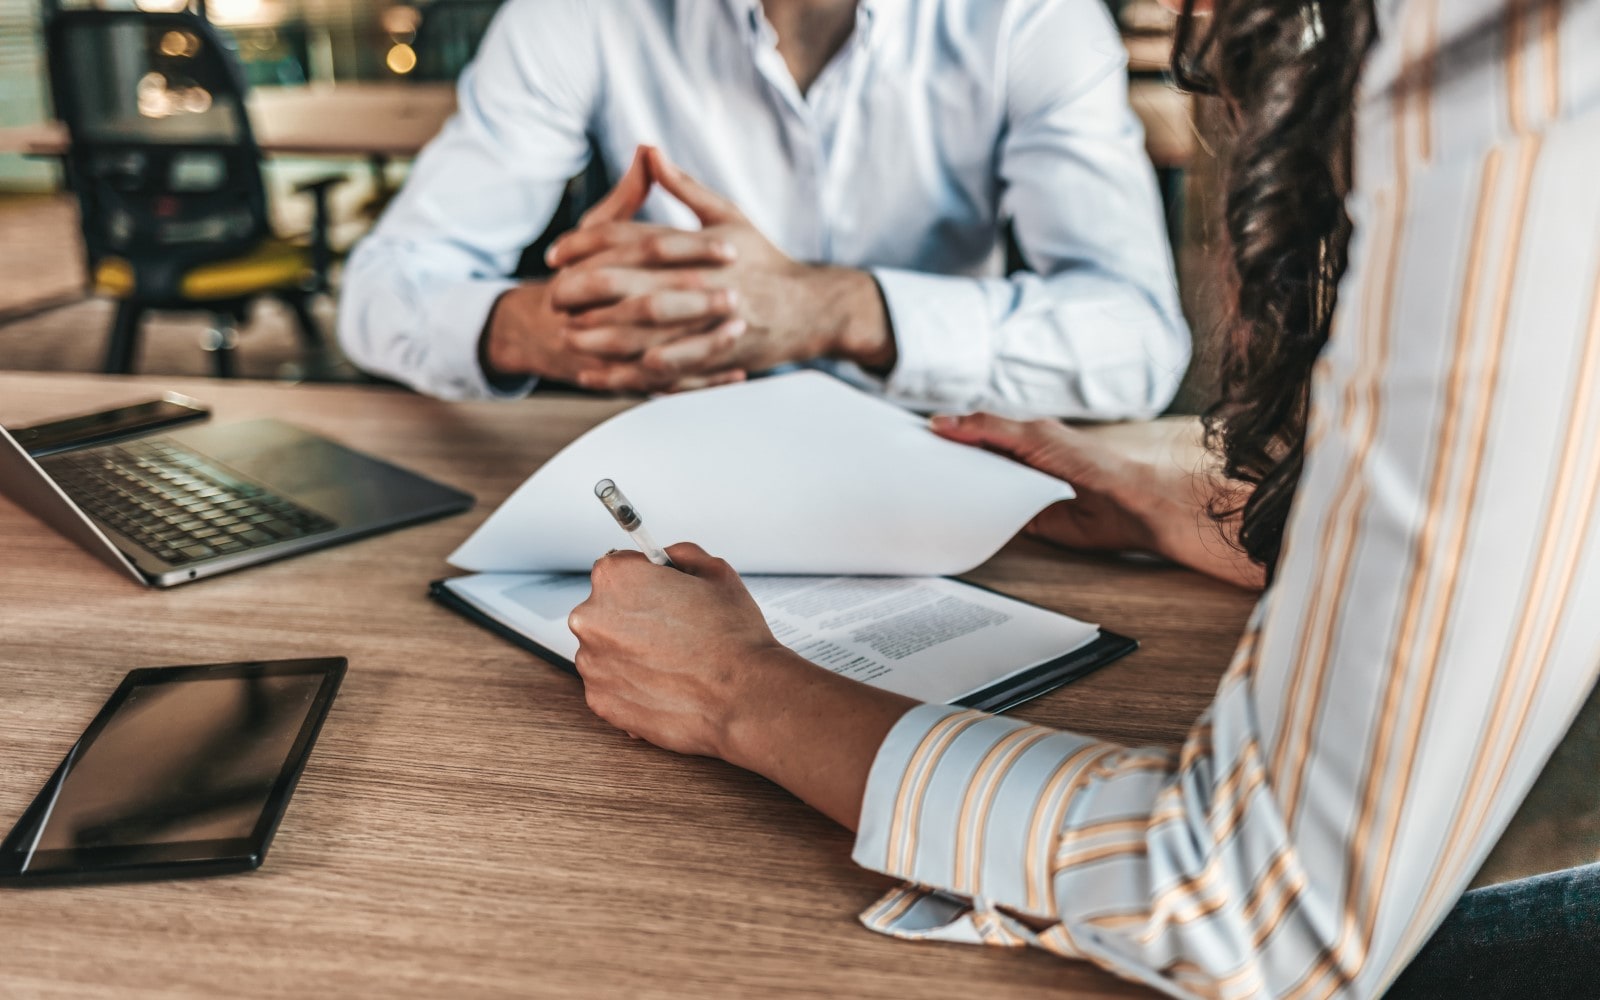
720,648,919,831
1097,423,1265,591
1134,466,1265,590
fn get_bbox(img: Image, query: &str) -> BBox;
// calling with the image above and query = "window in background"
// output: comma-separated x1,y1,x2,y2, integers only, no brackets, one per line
0,0,55,190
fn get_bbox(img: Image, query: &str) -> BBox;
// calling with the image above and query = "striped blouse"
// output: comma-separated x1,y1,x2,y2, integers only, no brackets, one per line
850,1,1600,996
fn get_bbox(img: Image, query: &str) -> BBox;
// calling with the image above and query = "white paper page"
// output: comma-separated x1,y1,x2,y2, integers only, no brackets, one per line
443,573,1099,705
745,576,1100,703
447,372,1073,576
449,572,592,661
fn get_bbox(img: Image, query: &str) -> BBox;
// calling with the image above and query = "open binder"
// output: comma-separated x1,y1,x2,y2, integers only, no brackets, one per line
431,574,1136,713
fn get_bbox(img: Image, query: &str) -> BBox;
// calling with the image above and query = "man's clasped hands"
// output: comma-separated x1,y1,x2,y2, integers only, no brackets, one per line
482,145,896,395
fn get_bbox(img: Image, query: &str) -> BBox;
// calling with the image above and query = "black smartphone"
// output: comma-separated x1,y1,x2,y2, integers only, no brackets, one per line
10,392,210,458
0,658,345,888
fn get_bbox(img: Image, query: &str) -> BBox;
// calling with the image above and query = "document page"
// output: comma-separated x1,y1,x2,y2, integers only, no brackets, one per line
447,372,1074,577
442,572,1100,706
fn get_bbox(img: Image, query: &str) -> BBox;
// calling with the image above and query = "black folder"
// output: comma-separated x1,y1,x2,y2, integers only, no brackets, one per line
430,578,1137,714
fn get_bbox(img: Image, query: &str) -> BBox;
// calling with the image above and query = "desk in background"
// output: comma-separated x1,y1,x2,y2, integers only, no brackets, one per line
0,78,1193,171
0,372,1255,999
0,83,457,161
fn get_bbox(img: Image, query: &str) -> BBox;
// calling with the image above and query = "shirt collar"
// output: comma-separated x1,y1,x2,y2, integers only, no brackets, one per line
723,0,896,41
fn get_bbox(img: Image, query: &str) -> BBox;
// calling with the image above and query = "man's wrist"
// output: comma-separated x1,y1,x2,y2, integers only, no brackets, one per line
801,266,897,373
482,281,561,381
479,292,526,384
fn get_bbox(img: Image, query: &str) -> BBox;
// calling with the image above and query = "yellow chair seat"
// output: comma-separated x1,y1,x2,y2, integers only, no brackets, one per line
95,241,312,301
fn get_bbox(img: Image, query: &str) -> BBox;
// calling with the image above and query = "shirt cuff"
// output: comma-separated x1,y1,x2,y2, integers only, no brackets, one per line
425,278,535,400
853,703,1108,926
869,268,999,409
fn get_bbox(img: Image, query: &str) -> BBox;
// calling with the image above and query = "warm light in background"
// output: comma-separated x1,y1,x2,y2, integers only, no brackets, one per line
137,72,213,118
132,0,281,25
209,0,284,27
158,30,200,58
386,42,417,75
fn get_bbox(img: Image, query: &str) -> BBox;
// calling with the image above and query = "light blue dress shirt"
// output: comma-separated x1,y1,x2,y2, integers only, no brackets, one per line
338,0,1190,418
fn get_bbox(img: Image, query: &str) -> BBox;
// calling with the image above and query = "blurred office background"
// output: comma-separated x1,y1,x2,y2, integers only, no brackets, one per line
0,0,1226,409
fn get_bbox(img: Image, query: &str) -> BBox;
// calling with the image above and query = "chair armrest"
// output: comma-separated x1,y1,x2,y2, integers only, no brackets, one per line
291,174,347,292
291,174,348,196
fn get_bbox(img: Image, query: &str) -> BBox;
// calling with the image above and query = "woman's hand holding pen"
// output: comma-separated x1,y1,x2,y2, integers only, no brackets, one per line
569,543,916,828
568,544,781,759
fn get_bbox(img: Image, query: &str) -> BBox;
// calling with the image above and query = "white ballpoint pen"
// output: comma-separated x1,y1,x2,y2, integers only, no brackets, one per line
594,479,676,568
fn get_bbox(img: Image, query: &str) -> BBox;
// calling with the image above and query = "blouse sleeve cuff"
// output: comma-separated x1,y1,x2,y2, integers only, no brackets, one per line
852,703,1108,922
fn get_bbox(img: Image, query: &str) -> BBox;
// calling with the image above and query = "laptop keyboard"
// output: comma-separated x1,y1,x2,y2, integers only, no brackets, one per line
40,438,336,567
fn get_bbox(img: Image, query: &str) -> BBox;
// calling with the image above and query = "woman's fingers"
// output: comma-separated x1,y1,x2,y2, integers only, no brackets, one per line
929,412,1059,457
660,541,732,577
932,413,1138,511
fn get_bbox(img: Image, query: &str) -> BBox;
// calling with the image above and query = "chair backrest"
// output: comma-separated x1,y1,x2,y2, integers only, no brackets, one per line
411,0,503,82
46,9,270,271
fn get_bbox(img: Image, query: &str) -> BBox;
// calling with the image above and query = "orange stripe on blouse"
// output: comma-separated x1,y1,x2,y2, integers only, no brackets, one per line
1023,743,1116,914
862,885,922,930
956,727,1054,893
888,711,987,874
1508,0,1529,135
1418,0,1439,162
1542,0,1563,120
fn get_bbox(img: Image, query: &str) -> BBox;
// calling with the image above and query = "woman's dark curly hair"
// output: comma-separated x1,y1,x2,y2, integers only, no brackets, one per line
1172,0,1377,581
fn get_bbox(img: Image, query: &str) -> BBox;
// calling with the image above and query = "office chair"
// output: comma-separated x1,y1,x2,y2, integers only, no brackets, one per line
46,9,342,377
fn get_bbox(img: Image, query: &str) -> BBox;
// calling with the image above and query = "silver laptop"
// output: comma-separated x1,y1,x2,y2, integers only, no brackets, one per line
0,416,473,587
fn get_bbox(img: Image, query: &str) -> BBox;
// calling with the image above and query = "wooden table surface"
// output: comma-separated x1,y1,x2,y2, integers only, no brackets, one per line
0,373,1255,999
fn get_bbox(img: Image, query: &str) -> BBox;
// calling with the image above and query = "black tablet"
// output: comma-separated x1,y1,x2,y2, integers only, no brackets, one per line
0,657,345,887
